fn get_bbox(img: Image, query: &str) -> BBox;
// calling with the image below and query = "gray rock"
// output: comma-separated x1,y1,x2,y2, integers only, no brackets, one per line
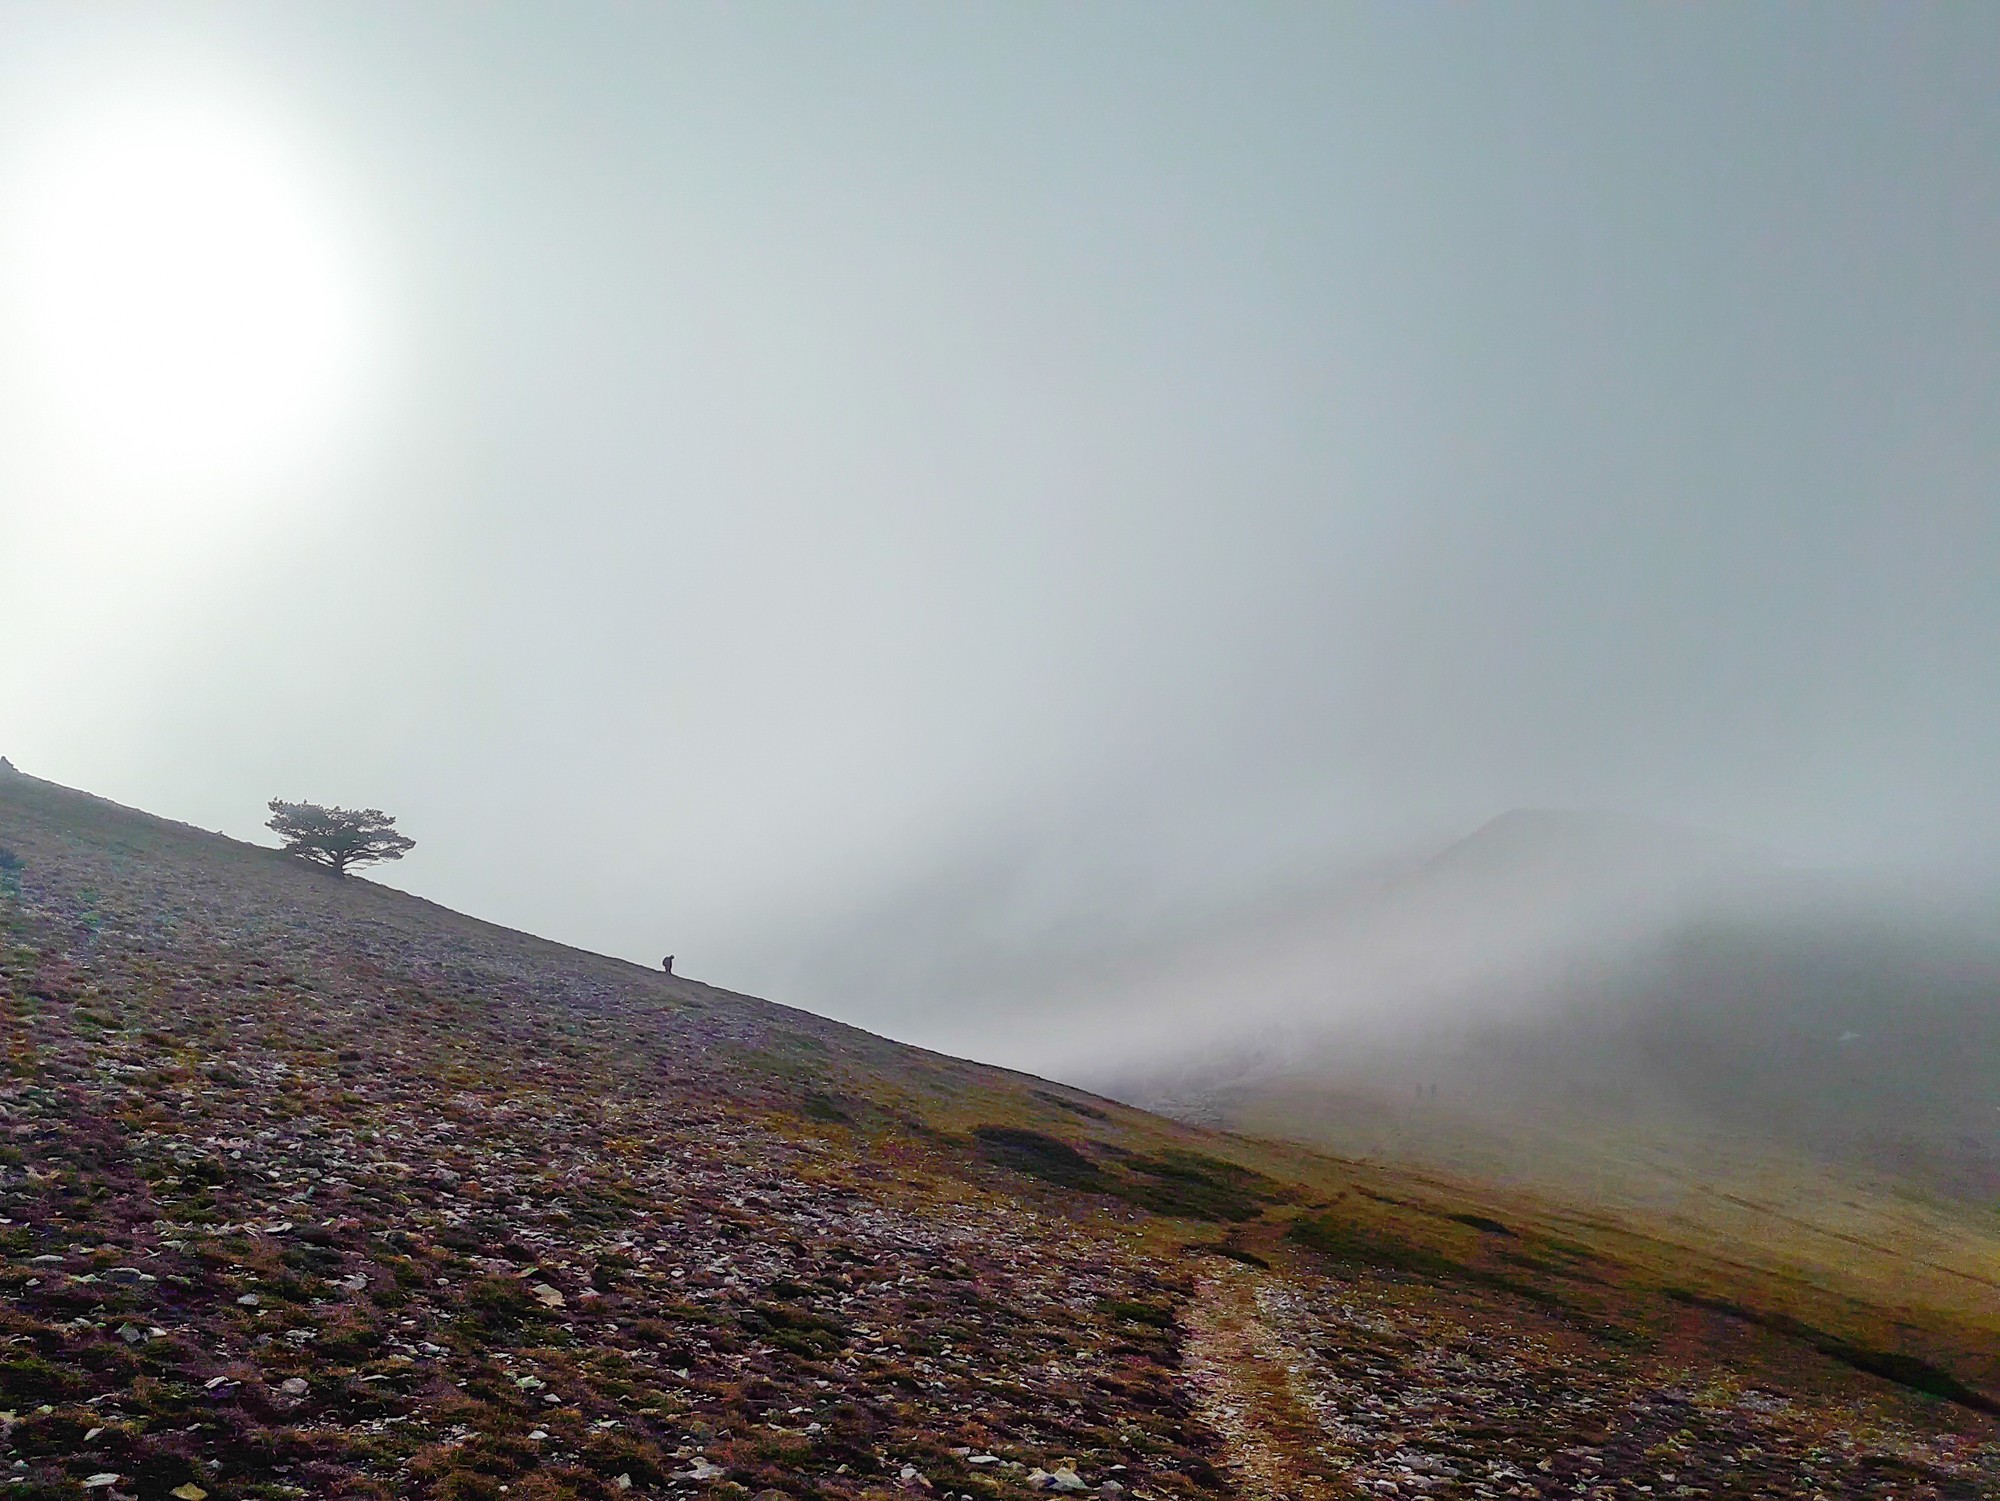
1028,1469,1088,1493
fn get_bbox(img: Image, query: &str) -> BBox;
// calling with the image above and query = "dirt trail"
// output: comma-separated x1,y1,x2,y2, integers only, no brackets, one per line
1182,1256,2000,1501
1183,1263,1355,1500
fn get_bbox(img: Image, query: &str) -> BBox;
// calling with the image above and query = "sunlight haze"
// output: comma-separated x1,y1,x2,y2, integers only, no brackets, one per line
4,5,1997,1060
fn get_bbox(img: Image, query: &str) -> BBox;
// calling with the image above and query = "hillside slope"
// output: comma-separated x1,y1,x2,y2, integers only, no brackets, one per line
1079,811,2000,1203
1,772,1995,1500
1214,901,2000,1201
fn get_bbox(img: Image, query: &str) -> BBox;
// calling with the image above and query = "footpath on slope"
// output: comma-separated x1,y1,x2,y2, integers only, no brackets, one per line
1182,1267,1345,1500
1182,1257,1999,1500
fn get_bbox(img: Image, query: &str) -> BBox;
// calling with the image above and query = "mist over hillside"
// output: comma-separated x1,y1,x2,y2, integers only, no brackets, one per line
8,5,2000,1494
911,810,2000,1201
10,769,1998,1499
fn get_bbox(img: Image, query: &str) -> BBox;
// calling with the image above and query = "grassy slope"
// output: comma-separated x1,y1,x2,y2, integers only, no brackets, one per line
0,771,1995,1500
1216,1078,2000,1382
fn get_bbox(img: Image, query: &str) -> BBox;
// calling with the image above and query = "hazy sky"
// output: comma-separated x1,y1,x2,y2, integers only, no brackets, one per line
2,6,1996,1036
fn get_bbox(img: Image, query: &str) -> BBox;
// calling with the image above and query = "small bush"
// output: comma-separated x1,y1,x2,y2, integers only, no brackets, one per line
973,1127,1110,1192
1288,1212,1459,1278
801,1091,852,1123
1,1353,81,1403
1098,1298,1175,1329
1121,1150,1286,1222
1823,1345,1998,1412
739,1301,849,1359
581,1431,668,1486
461,1275,536,1330
1032,1089,1110,1121
1204,1242,1272,1269
1448,1212,1516,1236
436,1472,505,1501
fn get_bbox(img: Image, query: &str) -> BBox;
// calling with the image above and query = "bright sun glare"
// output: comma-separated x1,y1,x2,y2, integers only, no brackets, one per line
5,99,368,492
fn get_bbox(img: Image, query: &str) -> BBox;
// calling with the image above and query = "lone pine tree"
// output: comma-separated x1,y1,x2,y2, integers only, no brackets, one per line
265,799,415,876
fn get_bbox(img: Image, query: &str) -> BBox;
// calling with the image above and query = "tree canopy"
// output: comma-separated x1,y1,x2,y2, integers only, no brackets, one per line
265,800,415,876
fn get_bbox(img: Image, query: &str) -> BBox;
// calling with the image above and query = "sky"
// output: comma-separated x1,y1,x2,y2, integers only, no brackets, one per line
2,6,1997,1045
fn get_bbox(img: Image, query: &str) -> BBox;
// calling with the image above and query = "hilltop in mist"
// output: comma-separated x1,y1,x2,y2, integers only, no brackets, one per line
910,809,2000,1202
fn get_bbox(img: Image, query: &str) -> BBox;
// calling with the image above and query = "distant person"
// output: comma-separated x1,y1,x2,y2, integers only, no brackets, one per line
661,955,674,975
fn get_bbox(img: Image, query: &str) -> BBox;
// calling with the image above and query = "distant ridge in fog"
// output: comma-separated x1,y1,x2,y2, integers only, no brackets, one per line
1031,809,2000,1202
1426,807,1776,888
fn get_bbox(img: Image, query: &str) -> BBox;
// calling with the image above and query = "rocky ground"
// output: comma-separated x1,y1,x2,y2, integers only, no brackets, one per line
1185,1264,1996,1500
1,773,1994,1500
